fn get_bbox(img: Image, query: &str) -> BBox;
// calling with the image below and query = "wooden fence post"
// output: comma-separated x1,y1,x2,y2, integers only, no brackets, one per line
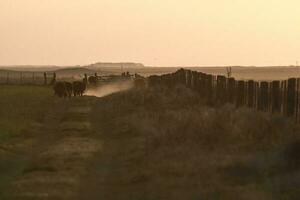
236,80,245,107
247,80,255,108
177,68,186,85
192,71,199,89
254,82,259,110
259,82,269,112
199,73,206,96
186,70,192,88
287,78,296,117
296,79,300,122
281,80,287,115
227,78,236,104
271,80,280,113
216,75,227,104
206,74,213,103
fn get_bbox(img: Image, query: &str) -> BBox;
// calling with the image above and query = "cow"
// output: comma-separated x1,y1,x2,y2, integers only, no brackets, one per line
88,76,97,85
73,81,86,97
53,82,67,98
53,81,73,98
64,82,73,98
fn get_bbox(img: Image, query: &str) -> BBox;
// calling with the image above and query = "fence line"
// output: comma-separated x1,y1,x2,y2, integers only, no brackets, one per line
0,72,57,85
148,68,300,122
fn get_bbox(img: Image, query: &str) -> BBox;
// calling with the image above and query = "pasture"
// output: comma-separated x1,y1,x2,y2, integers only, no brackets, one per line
0,85,56,197
0,85,54,141
0,72,300,199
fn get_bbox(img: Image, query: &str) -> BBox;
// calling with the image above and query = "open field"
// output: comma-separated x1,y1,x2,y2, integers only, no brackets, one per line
0,85,56,197
1,82,300,199
0,85,54,141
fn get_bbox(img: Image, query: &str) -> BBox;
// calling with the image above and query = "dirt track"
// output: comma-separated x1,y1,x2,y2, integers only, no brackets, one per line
3,97,102,200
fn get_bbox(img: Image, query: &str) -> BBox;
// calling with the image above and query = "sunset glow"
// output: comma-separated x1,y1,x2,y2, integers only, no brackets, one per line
1,0,300,66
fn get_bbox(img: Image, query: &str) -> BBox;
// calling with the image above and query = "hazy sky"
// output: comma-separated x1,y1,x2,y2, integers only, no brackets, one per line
1,0,300,66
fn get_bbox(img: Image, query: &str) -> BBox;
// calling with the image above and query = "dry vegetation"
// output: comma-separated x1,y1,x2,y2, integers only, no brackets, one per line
0,85,54,142
0,85,55,197
1,83,300,199
90,85,300,200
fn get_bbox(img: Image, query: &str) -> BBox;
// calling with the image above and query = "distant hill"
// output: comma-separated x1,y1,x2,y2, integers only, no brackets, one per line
87,62,145,69
0,65,62,72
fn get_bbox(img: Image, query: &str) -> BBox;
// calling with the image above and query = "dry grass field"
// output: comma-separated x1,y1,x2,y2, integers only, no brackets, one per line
85,85,300,200
1,73,300,199
0,85,56,197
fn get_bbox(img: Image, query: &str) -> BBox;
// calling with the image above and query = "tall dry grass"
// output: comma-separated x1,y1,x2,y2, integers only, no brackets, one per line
92,85,300,200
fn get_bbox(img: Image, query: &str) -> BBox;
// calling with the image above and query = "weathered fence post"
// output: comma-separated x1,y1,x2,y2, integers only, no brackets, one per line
254,82,259,110
206,74,213,103
271,80,280,113
227,78,236,104
287,78,296,117
177,68,186,85
281,80,287,115
198,73,206,96
216,75,227,104
236,80,245,107
259,82,269,112
247,80,255,108
192,71,199,89
296,79,300,122
186,70,192,88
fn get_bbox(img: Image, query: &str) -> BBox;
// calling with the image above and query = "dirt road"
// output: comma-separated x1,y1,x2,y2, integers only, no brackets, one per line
2,97,103,200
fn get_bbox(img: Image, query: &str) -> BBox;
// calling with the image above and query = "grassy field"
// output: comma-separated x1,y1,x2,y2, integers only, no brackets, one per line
1,83,300,199
88,85,300,200
0,85,54,142
0,85,55,196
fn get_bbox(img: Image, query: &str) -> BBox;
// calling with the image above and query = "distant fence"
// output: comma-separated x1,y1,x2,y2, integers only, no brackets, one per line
148,69,300,122
0,72,57,85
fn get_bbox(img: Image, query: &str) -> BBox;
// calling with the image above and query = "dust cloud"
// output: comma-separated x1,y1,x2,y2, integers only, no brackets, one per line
85,81,133,97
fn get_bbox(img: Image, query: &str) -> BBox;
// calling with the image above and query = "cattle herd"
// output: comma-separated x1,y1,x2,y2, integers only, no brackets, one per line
53,81,86,98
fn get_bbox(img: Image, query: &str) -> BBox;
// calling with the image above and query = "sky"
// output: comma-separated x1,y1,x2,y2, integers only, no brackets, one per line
0,0,300,67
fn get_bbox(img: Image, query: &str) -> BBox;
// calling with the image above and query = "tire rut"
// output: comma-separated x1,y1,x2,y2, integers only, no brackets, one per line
4,97,101,200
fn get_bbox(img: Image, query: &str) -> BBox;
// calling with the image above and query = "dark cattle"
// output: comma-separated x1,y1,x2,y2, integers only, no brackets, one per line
64,82,73,98
88,76,97,85
53,82,67,98
73,81,86,96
